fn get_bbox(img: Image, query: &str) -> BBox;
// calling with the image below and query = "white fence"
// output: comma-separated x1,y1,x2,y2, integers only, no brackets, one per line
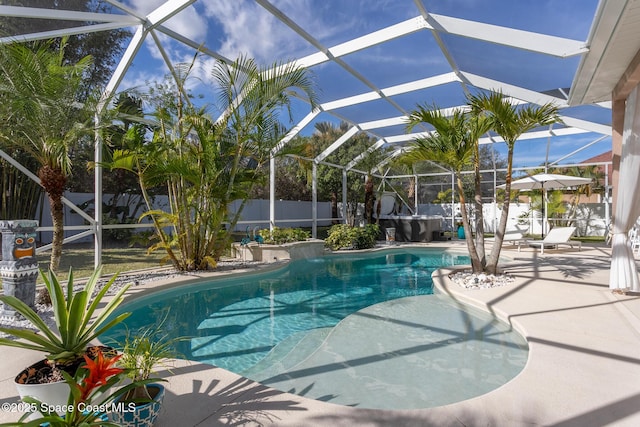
31,193,608,244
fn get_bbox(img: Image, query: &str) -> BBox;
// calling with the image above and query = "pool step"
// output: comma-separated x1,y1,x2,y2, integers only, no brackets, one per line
242,327,332,382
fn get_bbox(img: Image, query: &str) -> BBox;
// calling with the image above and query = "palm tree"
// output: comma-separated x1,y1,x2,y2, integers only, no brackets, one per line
468,92,561,274
389,156,417,214
556,165,604,230
312,121,350,223
107,55,317,271
0,40,94,271
404,106,491,272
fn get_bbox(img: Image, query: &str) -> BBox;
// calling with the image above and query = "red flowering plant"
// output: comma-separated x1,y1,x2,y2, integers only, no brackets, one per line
1,349,154,427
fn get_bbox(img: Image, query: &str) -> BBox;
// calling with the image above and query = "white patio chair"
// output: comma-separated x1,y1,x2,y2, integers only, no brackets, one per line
527,226,581,255
629,227,640,255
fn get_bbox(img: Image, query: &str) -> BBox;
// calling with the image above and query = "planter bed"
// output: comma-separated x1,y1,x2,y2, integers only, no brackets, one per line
231,239,326,262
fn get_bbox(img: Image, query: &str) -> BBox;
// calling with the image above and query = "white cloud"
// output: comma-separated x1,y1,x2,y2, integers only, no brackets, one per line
201,0,358,64
127,0,207,39
126,0,208,61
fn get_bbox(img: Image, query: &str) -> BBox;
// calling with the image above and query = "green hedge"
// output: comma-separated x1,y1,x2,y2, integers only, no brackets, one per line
325,224,380,250
258,227,310,245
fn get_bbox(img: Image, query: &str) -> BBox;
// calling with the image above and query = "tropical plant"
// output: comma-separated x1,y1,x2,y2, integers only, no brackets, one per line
355,150,388,224
0,39,97,271
556,165,604,224
403,105,491,272
0,151,43,220
312,122,384,225
105,55,318,271
5,349,149,427
0,268,131,372
258,227,310,244
530,189,566,231
388,156,417,214
468,92,561,274
325,224,380,250
115,319,180,404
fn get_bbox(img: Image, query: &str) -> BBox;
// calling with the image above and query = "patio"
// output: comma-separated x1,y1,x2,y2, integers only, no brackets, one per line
3,2,640,425
2,241,639,426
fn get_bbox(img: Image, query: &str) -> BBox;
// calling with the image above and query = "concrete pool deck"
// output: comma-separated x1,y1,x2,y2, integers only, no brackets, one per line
2,242,640,426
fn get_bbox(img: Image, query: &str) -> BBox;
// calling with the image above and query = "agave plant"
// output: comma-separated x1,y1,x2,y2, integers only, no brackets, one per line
0,267,131,367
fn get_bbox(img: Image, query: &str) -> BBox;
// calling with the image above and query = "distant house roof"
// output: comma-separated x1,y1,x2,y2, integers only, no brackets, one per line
581,150,612,177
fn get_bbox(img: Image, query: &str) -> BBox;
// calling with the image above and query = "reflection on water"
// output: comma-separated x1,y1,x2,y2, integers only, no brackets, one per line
103,249,470,373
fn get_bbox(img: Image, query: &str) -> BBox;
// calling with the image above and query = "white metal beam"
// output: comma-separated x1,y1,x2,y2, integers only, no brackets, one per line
478,127,590,145
320,73,458,111
0,22,134,45
329,16,427,57
155,25,232,63
100,26,146,103
460,72,569,107
0,5,139,23
423,13,587,58
272,109,322,155
382,72,460,96
315,127,359,163
146,0,196,28
359,117,407,131
559,116,611,135
550,134,610,165
104,0,145,18
346,139,387,170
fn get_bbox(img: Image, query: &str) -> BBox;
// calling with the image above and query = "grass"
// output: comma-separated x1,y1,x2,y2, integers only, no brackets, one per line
36,243,166,283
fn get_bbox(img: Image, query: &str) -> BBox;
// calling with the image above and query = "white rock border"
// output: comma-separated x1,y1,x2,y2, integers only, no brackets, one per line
448,270,515,290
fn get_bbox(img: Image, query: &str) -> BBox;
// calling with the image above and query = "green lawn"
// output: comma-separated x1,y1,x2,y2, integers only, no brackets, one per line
36,243,167,282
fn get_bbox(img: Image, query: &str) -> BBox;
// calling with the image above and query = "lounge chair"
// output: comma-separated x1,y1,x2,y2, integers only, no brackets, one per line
486,231,528,252
527,226,581,254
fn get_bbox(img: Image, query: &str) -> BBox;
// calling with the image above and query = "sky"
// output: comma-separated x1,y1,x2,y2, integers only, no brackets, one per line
113,0,610,171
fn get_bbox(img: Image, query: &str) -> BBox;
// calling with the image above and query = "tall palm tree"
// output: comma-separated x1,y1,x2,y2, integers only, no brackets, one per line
312,121,350,223
404,106,491,272
107,55,318,271
389,156,417,214
468,92,561,274
0,40,94,271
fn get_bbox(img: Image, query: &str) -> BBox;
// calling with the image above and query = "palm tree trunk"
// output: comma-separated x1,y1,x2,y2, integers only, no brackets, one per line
473,146,485,267
364,175,374,224
38,165,66,272
48,193,64,272
486,147,515,274
457,176,483,272
331,192,338,224
408,176,415,213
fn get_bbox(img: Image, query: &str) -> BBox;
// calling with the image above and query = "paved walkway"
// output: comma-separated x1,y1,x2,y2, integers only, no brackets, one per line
2,242,640,426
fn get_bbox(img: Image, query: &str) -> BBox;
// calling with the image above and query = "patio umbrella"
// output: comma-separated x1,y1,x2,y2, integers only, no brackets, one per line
497,173,592,238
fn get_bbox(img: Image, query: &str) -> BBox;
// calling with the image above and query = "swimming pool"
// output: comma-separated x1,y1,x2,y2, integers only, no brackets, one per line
102,248,528,409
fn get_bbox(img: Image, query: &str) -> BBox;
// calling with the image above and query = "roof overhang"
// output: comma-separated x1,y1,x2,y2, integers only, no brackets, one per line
570,0,640,105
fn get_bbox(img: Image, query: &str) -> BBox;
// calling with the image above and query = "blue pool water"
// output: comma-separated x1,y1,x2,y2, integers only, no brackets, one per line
102,248,529,409
103,249,469,372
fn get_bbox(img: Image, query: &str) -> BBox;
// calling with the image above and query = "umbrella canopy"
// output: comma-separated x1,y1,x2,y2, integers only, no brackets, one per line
497,173,592,190
497,173,592,238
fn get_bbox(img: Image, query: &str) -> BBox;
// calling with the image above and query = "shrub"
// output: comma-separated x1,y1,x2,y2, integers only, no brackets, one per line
325,224,380,250
258,227,310,245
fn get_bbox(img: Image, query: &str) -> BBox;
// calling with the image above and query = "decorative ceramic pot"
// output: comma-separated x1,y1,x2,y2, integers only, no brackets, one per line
14,359,69,419
110,383,165,427
13,346,117,419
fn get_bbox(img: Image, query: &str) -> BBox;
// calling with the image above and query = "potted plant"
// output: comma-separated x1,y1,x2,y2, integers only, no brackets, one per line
0,267,131,416
109,317,183,427
3,348,153,427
